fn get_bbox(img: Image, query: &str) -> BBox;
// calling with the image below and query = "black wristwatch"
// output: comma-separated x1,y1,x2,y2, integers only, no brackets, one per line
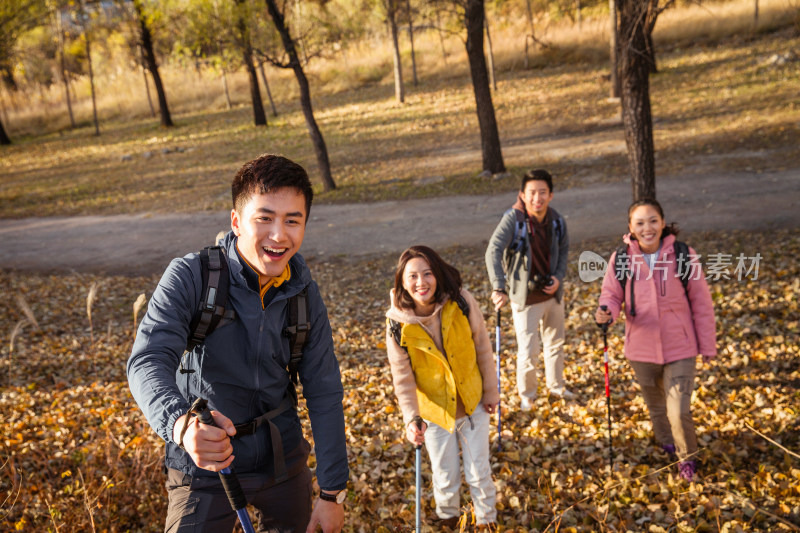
319,490,346,504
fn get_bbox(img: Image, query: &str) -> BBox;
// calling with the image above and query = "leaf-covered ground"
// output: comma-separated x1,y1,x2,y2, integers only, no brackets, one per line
1,229,798,532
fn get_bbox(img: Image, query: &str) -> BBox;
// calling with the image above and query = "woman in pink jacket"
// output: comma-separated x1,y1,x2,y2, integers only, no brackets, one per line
595,199,717,481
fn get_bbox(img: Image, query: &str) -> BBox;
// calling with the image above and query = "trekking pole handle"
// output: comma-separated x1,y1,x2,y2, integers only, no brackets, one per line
413,416,423,450
596,304,612,332
193,400,255,533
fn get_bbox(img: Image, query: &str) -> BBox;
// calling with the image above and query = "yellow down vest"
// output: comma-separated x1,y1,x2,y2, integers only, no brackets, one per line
395,300,484,433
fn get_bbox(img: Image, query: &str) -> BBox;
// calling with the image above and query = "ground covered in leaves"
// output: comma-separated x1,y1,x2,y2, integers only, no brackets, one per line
1,229,798,532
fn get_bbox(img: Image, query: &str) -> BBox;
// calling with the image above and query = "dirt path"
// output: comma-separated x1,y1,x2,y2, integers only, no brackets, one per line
3,169,798,276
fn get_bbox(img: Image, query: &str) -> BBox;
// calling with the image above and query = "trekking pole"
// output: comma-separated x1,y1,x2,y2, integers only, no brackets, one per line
192,398,256,533
596,305,613,472
495,309,502,452
413,416,423,533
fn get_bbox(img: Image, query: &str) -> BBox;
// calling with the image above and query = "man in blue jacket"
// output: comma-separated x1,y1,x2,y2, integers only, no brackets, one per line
485,169,573,411
128,154,348,532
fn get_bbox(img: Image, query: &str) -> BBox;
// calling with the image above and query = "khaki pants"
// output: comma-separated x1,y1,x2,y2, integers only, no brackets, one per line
628,357,698,461
510,297,567,399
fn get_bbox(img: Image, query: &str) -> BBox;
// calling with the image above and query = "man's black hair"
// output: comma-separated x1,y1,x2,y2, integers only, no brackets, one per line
521,169,553,193
232,154,313,219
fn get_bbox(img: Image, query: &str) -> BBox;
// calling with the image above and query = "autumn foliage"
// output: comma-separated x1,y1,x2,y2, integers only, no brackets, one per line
1,229,798,532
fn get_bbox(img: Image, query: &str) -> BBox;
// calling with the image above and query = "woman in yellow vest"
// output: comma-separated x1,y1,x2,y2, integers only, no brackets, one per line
386,245,499,530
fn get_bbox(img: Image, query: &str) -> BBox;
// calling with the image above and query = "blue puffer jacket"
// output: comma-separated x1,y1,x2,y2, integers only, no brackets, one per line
127,231,348,491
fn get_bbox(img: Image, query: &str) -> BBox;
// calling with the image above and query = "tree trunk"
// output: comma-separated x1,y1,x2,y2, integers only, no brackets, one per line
142,63,156,118
221,66,232,110
134,0,173,127
435,7,448,65
264,0,336,191
609,0,620,98
388,0,405,103
644,30,657,74
258,60,278,116
236,0,266,126
618,0,657,201
524,0,535,69
80,0,100,137
405,0,418,86
484,16,496,91
576,0,582,28
464,0,505,174
55,9,76,128
754,0,759,27
0,115,10,145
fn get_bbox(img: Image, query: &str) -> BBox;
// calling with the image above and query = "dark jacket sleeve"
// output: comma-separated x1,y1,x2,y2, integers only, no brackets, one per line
127,256,200,445
297,280,349,491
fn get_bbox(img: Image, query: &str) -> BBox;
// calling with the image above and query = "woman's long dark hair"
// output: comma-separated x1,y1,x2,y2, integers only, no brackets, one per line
627,198,680,240
393,245,462,311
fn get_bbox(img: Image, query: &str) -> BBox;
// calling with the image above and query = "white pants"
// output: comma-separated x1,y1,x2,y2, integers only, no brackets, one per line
511,297,567,399
424,405,497,524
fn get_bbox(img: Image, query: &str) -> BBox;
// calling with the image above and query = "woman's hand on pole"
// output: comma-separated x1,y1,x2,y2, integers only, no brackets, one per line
406,419,427,446
491,290,508,311
173,411,236,472
595,307,613,326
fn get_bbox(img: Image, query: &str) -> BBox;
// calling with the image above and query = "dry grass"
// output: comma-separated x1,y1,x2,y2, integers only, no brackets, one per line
0,0,798,217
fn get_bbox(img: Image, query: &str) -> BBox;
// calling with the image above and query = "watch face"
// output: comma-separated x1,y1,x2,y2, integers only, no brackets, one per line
335,490,346,504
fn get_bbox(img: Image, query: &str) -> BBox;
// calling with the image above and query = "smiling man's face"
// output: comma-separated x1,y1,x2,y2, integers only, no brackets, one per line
231,187,307,277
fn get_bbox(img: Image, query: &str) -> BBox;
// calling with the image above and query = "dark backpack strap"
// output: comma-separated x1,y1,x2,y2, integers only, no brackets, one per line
388,319,404,351
232,394,296,483
508,208,527,253
454,294,470,320
187,246,235,351
283,287,310,385
614,244,636,317
674,241,691,294
553,217,563,242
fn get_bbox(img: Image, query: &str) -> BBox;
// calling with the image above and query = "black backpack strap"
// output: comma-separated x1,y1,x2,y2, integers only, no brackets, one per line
388,319,404,351
187,246,235,351
674,240,691,294
283,287,310,385
614,244,636,317
455,294,470,320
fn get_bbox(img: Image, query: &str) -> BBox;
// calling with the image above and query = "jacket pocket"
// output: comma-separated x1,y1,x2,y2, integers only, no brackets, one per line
662,309,690,344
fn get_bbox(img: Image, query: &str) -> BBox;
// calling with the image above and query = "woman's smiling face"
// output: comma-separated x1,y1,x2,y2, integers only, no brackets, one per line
628,204,666,253
402,257,437,310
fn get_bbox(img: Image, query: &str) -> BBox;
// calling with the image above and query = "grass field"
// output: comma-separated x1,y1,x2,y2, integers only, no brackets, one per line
1,0,798,217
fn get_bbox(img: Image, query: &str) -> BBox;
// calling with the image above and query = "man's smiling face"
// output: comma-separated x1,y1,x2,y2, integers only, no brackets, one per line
231,187,307,277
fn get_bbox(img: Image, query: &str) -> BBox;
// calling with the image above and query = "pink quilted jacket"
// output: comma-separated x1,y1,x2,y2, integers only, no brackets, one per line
598,234,717,364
